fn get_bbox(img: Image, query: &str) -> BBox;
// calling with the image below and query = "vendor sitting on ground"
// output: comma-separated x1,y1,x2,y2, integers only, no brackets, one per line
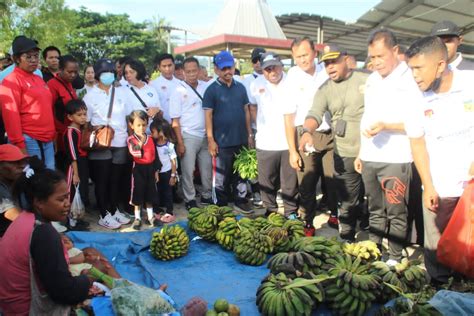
0,163,94,315
61,234,121,279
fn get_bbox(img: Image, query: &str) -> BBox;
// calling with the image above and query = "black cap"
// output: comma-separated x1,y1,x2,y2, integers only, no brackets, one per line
12,36,40,55
319,44,347,63
260,52,282,69
430,20,460,37
93,58,115,78
251,47,266,63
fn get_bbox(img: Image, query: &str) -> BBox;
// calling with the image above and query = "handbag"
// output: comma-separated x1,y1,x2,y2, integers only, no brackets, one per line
130,86,162,120
81,86,115,150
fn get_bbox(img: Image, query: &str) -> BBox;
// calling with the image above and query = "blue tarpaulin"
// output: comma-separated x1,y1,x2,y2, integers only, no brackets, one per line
68,222,268,315
68,223,380,315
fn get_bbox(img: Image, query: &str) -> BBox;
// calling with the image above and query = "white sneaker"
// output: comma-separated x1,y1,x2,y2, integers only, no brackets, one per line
98,212,121,230
113,210,131,225
386,259,399,267
52,221,68,233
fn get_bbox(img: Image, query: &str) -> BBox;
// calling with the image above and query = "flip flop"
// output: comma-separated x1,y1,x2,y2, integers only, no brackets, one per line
160,213,176,223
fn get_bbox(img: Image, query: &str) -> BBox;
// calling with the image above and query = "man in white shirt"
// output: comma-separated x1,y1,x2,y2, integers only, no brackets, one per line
249,52,298,218
357,29,421,264
405,36,474,283
169,57,213,210
430,20,474,71
150,54,181,122
282,37,337,236
243,47,266,208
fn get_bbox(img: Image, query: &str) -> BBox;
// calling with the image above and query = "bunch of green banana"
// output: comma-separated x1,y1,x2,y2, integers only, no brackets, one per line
212,205,236,221
324,254,381,316
233,229,273,266
397,259,428,293
193,211,220,241
282,219,305,243
187,207,206,231
150,225,189,261
267,251,322,275
267,213,286,227
343,240,382,261
216,217,240,250
256,272,324,316
254,217,271,231
238,217,254,230
263,226,291,253
370,261,408,302
292,236,343,263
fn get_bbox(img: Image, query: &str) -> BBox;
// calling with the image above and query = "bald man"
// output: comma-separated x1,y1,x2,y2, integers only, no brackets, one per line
405,36,474,284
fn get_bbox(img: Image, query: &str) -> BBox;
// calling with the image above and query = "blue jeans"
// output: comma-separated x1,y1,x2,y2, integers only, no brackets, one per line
23,134,55,170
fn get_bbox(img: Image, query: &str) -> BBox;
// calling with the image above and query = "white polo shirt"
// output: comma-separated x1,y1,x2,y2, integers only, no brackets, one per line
169,80,208,138
359,62,420,163
282,63,331,130
405,70,474,197
84,86,141,147
150,75,181,122
126,83,161,110
249,74,288,151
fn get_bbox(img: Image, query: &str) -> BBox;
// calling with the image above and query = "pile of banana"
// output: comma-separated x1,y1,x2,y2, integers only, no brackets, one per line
370,261,407,302
254,217,271,231
292,236,343,262
282,219,305,243
267,213,286,227
267,251,323,277
150,225,189,261
237,217,254,230
263,226,291,253
187,205,235,241
256,272,324,316
233,229,273,266
325,254,381,316
343,240,382,261
398,259,428,293
216,217,240,250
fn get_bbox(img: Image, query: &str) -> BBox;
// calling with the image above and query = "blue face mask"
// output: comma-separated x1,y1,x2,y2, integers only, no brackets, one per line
99,72,115,86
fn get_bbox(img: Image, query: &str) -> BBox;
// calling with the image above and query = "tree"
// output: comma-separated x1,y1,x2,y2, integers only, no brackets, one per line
66,9,169,70
0,0,76,54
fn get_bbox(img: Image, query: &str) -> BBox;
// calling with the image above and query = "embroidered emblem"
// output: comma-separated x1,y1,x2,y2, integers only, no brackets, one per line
424,109,434,117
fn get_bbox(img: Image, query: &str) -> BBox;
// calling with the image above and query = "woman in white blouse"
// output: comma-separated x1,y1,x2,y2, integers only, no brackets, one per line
123,59,162,123
83,58,141,230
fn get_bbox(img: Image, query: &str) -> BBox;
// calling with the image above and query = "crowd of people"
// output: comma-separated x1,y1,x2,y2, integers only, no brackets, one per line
0,18,472,313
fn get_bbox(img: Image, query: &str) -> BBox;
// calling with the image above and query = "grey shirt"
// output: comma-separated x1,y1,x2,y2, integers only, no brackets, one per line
307,70,369,157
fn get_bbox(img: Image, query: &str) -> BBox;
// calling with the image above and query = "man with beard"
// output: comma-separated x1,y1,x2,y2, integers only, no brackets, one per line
299,45,368,241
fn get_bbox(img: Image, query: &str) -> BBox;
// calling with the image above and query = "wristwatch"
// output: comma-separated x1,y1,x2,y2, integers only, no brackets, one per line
171,173,176,177
299,127,312,137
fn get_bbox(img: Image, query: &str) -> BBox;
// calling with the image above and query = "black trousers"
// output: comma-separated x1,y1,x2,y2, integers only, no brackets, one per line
333,155,364,240
89,159,111,217
213,145,246,206
89,159,130,217
407,163,424,245
362,161,411,261
157,170,173,213
257,149,298,216
296,131,338,223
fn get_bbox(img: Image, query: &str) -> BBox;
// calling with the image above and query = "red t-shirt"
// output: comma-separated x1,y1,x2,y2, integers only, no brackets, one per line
47,76,78,151
0,67,55,148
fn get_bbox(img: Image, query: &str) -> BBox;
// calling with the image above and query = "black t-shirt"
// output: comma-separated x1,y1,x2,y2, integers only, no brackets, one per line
0,181,15,237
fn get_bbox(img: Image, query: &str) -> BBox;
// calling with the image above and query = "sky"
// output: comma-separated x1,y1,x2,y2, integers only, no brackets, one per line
65,0,380,37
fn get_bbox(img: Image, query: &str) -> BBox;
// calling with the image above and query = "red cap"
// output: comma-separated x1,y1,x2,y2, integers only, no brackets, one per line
0,144,29,162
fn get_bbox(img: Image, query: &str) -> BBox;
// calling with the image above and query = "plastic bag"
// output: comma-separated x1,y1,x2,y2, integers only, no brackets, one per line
429,290,474,316
437,180,474,278
70,184,85,220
